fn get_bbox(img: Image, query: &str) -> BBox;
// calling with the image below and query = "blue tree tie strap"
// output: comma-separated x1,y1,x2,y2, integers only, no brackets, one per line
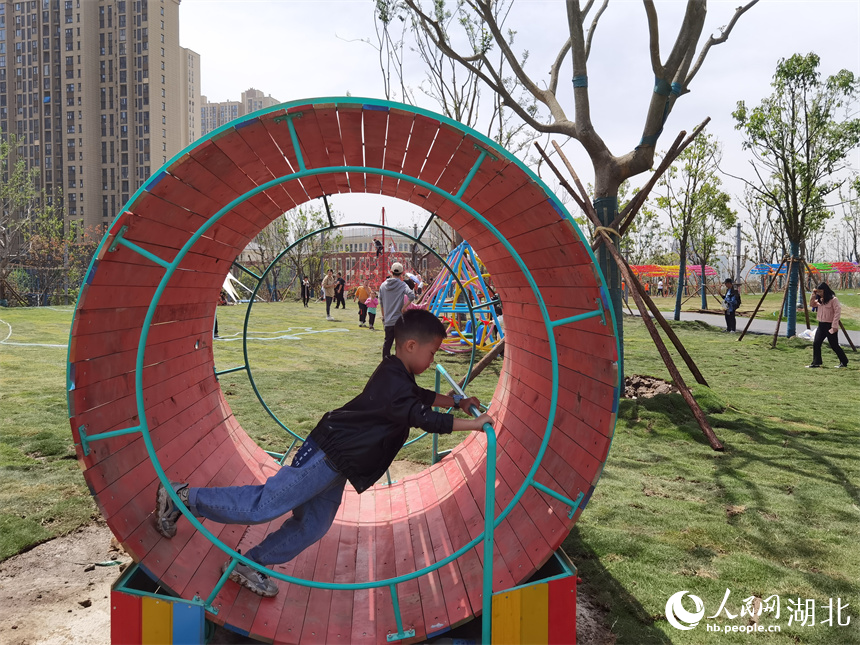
638,80,685,148
572,75,588,88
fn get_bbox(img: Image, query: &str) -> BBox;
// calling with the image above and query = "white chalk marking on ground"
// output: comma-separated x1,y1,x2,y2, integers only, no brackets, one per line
0,318,67,348
215,327,350,342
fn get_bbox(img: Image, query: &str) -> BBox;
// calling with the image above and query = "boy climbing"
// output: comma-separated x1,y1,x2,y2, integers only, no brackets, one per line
154,309,492,597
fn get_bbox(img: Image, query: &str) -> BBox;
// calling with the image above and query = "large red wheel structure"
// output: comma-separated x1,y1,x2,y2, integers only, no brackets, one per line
67,98,620,643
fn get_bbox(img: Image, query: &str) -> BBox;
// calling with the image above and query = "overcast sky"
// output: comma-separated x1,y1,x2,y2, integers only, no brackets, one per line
177,0,860,246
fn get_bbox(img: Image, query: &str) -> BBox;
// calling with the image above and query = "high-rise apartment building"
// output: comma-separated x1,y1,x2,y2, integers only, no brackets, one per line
180,45,199,147
200,87,279,135
0,0,198,234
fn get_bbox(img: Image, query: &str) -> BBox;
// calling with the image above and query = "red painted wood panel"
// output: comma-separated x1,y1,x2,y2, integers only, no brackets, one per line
362,106,388,194
325,487,360,645
336,105,366,193
403,477,450,636
387,482,424,641
349,487,377,645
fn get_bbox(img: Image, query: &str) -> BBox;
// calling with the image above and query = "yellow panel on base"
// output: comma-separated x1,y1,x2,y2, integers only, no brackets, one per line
141,596,173,644
492,590,522,645
520,584,549,645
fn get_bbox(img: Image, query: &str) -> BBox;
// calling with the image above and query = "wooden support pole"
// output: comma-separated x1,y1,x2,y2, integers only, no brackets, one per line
628,269,709,387
597,229,723,451
534,140,710,387
614,118,710,237
447,339,506,395
738,259,786,341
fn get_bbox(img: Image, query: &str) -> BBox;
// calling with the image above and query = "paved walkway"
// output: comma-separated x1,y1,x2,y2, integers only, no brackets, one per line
628,308,860,348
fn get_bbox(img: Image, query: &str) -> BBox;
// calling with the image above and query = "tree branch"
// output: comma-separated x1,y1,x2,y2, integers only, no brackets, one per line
584,0,609,60
685,0,760,87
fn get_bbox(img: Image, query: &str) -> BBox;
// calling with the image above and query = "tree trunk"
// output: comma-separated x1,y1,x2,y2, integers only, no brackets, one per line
700,261,707,310
674,240,688,321
786,240,800,337
592,176,623,379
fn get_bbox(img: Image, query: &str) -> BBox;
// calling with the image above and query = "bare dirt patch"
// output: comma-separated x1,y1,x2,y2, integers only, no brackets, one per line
0,462,616,644
624,374,678,399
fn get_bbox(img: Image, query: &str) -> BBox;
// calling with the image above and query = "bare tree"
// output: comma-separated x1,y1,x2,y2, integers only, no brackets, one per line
372,0,536,154
378,0,758,356
245,204,343,301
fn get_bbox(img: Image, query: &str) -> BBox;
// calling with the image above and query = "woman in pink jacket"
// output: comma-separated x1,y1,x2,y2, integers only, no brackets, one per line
807,282,849,369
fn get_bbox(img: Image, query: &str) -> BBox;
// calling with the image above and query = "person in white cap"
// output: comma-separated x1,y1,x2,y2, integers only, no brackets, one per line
378,262,415,357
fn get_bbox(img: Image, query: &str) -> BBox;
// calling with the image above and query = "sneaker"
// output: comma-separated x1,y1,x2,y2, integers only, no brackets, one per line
326,316,335,321
836,362,848,368
155,481,189,538
805,364,822,368
359,323,366,328
222,560,279,597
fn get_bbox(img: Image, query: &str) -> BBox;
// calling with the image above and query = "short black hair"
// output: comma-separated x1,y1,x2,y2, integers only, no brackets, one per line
394,309,446,346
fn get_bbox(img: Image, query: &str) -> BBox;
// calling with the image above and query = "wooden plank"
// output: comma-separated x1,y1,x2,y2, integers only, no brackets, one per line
373,486,398,644
432,461,484,614
362,106,388,194
141,596,173,644
291,107,340,196
260,110,327,201
111,591,142,645
491,589,522,645
451,437,517,594
172,600,206,645
315,104,351,194
336,105,366,193
382,108,415,198
521,583,550,645
400,114,439,183
548,576,577,645
387,482,424,641
298,502,344,644
462,439,535,587
435,136,482,196
403,477,450,636
325,487,360,645
349,487,377,645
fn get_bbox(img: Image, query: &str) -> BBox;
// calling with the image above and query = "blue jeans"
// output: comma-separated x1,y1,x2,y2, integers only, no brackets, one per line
188,440,346,565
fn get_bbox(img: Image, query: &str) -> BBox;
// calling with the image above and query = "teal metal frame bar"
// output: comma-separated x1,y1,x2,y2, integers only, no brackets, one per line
67,96,622,644
230,222,483,444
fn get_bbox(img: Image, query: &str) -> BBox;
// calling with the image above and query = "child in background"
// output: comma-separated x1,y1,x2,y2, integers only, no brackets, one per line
365,291,379,331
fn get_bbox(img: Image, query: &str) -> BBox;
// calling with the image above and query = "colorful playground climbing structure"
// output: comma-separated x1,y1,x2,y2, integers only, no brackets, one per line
420,240,504,354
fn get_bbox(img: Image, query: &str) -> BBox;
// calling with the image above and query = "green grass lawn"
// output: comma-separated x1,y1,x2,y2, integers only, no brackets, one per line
1,301,858,644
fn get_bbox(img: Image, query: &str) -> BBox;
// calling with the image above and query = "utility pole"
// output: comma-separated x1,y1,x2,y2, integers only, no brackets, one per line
735,222,742,282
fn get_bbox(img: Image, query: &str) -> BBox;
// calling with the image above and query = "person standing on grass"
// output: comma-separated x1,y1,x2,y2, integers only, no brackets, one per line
722,278,741,333
657,278,664,297
334,272,347,310
321,269,337,321
354,281,370,328
379,262,414,357
300,277,311,308
807,282,849,369
365,290,379,330
154,310,491,598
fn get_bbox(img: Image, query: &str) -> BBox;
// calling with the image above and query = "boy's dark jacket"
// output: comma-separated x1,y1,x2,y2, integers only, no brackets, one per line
308,356,453,493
